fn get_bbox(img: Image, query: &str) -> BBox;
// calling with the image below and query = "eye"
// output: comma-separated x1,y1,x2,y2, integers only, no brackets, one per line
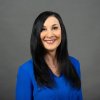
41,27,46,32
52,27,58,30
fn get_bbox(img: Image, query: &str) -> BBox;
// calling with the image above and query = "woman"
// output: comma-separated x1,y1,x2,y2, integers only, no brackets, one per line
16,11,83,100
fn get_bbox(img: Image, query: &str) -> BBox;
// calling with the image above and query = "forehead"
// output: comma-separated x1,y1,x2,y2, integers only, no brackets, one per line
43,16,60,26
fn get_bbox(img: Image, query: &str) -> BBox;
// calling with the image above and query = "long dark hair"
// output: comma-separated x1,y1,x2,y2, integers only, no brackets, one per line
30,11,81,89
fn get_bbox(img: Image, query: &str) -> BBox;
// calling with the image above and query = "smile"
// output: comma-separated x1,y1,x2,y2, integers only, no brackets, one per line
44,39,56,44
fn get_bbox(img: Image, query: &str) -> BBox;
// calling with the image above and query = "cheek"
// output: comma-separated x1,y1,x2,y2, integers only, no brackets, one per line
56,30,61,38
40,32,45,40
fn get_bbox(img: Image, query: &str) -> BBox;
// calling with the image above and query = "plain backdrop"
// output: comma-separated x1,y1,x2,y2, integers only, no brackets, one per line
0,0,100,100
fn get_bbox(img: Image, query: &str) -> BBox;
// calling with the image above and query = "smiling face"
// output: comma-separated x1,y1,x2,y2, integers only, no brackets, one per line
40,16,61,52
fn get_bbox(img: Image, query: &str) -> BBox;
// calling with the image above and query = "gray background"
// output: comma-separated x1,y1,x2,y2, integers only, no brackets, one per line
0,0,100,100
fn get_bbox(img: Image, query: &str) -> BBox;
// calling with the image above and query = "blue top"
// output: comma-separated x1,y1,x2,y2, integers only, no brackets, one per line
16,56,83,100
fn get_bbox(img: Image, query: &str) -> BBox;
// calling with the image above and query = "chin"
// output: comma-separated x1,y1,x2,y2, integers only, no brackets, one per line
45,47,57,52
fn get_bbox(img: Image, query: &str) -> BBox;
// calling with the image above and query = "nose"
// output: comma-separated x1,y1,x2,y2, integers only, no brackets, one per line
46,29,54,37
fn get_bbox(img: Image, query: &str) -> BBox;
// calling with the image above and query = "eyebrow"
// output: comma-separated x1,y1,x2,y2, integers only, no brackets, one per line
52,24,58,26
43,24,58,27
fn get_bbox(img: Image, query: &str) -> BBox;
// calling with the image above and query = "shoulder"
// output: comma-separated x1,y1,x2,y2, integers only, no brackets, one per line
68,56,81,77
17,59,34,79
16,59,34,99
19,59,33,71
69,56,80,67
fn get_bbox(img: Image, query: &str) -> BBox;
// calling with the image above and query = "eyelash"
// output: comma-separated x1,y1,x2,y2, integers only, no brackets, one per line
52,27,58,30
41,27,58,32
41,28,46,31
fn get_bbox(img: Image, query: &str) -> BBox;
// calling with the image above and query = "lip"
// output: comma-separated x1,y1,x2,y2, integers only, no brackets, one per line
44,39,56,44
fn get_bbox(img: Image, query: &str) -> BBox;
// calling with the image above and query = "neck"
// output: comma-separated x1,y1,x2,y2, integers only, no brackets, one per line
45,50,60,77
45,50,57,66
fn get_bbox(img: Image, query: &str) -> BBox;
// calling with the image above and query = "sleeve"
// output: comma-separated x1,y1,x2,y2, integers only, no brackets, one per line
69,56,83,100
74,59,83,100
75,59,81,78
69,56,81,78
77,88,83,100
73,60,83,100
16,66,33,100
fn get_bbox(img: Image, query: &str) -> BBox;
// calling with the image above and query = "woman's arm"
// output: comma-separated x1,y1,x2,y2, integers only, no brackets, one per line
69,56,83,100
16,66,33,100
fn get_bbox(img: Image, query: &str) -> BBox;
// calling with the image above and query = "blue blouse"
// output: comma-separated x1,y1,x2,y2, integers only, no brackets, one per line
16,56,83,100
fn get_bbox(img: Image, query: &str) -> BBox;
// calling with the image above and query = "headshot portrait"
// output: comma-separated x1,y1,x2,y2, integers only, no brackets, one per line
1,1,100,100
16,11,82,100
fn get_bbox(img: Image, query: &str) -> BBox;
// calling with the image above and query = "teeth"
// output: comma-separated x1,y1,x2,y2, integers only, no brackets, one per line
45,40,55,44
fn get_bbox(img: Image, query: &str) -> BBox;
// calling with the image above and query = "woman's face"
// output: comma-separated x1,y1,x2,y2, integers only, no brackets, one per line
40,16,61,52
